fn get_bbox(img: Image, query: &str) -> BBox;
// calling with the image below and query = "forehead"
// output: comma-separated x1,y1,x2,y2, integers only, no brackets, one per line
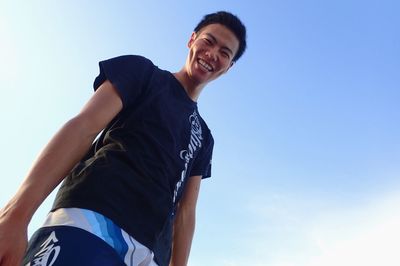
197,23,239,55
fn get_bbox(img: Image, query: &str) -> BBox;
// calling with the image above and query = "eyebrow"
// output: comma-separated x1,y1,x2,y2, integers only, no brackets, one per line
204,33,234,56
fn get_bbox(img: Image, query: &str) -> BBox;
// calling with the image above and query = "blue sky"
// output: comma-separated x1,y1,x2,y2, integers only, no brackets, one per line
1,1,399,265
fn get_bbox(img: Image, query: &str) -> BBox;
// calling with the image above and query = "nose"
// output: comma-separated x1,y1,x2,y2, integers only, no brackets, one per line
205,48,218,62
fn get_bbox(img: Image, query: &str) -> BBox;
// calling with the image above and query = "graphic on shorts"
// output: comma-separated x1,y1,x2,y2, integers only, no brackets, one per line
27,231,61,266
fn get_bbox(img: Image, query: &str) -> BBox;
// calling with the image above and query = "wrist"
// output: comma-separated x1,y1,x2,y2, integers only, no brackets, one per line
0,196,33,226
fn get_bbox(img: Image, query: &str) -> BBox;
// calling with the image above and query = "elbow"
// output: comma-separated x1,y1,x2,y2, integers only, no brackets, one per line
175,204,196,229
64,115,100,140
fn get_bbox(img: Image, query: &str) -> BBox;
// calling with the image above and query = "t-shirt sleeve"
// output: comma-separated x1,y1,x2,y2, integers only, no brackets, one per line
190,130,214,179
93,55,154,108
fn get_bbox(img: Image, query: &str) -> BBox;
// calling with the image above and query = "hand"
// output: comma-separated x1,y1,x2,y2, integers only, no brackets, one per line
0,214,28,266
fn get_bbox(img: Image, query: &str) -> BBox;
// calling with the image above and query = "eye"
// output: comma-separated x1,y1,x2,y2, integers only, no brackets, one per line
221,51,230,59
203,38,212,45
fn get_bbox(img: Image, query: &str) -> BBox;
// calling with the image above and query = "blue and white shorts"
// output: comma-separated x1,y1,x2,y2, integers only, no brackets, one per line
23,208,158,266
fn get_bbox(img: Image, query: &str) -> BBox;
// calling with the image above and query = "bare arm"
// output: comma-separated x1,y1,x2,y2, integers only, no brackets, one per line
169,175,202,266
0,80,122,266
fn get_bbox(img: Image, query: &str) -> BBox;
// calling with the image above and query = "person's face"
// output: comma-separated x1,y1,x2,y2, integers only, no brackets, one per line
185,23,240,86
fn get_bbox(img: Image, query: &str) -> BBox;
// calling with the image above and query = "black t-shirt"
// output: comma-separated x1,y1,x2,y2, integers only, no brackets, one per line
52,55,214,266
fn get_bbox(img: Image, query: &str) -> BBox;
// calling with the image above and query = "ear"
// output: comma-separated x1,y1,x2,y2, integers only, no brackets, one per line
188,32,197,48
224,61,235,73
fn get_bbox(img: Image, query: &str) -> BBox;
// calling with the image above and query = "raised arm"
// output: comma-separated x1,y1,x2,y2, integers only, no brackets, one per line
169,175,202,266
0,80,122,266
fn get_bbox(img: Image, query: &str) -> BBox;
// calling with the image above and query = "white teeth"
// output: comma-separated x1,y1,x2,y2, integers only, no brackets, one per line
198,59,213,72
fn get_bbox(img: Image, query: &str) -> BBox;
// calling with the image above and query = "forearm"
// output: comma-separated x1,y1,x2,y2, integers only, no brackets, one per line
169,205,196,266
0,117,97,225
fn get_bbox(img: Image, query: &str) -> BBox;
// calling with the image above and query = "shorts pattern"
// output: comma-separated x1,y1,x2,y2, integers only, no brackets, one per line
23,208,158,266
23,225,126,266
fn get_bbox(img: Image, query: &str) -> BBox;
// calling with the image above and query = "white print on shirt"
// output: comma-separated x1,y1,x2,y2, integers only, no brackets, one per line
28,231,61,266
173,110,203,204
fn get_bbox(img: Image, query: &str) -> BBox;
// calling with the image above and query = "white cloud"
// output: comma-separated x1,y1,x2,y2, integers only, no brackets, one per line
306,193,400,266
220,191,400,266
0,16,19,87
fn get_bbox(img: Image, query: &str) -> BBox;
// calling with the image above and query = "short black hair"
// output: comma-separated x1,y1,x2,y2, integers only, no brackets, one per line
194,11,247,62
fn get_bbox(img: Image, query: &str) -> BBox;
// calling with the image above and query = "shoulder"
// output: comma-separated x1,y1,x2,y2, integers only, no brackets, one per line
198,115,214,145
97,54,157,86
103,55,155,68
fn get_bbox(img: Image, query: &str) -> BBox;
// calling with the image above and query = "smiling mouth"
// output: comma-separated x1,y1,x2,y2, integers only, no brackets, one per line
197,58,214,72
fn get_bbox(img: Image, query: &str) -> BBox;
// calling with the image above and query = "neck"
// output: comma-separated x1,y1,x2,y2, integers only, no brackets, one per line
173,69,206,102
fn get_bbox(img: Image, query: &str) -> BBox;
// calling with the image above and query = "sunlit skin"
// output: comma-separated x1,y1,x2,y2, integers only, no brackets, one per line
174,23,240,101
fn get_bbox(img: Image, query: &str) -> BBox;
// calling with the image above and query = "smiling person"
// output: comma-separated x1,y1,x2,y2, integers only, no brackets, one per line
0,11,246,266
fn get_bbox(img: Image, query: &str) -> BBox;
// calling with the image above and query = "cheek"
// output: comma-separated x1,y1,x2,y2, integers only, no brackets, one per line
193,42,206,53
221,57,232,66
218,62,231,74
190,46,200,58
188,49,197,64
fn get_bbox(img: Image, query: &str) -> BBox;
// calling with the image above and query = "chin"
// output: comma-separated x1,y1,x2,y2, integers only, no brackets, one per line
188,72,208,85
